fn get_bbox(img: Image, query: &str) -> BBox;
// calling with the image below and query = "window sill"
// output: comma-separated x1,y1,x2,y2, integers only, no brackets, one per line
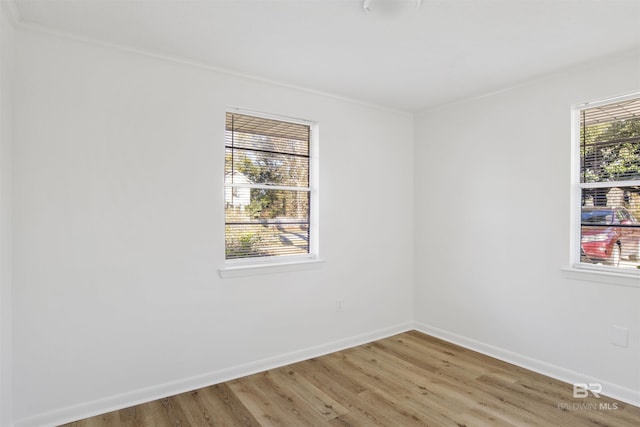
562,265,640,288
219,258,324,278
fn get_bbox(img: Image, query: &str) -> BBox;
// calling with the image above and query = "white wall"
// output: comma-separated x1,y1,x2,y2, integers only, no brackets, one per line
0,3,14,426
414,52,640,404
12,30,414,425
11,13,640,427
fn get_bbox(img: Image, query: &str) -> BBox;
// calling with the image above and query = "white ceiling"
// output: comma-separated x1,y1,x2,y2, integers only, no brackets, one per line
12,0,640,112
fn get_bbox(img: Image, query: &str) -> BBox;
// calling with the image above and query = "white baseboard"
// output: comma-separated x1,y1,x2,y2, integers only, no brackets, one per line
15,321,413,427
413,321,640,407
16,320,638,427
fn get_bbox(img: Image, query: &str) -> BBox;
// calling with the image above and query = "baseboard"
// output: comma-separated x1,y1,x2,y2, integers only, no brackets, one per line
413,321,640,407
18,319,637,427
14,321,413,427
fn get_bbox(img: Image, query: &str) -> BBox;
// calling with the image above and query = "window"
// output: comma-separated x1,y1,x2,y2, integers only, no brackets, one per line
574,93,640,272
224,111,315,262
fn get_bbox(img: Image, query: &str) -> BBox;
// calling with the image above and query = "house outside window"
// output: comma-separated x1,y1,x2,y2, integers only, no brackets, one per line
224,111,316,262
573,93,640,272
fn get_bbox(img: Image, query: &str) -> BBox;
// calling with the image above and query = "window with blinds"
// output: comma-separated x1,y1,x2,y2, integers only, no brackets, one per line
225,111,313,260
577,94,640,270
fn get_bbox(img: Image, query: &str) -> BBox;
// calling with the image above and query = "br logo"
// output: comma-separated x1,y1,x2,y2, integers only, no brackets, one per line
573,383,602,399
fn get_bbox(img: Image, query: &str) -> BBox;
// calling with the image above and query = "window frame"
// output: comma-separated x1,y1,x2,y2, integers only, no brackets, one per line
567,92,640,286
219,108,321,278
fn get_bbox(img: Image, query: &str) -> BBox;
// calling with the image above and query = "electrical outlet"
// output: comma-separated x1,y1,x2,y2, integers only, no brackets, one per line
610,325,629,348
336,299,343,312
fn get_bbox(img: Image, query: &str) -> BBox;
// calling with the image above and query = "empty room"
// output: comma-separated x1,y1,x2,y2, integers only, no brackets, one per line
1,0,640,426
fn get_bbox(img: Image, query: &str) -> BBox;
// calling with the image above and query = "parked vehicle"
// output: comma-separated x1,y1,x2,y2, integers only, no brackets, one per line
581,206,640,266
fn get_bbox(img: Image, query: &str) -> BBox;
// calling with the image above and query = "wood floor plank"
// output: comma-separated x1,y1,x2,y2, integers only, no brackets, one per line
124,400,172,426
171,390,219,427
116,406,138,427
319,353,435,426
288,360,397,426
59,331,640,427
226,375,292,426
267,368,350,420
355,341,546,426
63,411,123,427
228,370,331,426
206,383,262,426
346,344,475,425
171,384,259,427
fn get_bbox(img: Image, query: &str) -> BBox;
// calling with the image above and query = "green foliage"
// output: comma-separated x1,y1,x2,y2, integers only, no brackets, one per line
225,230,264,259
227,135,289,220
248,189,286,219
582,119,640,183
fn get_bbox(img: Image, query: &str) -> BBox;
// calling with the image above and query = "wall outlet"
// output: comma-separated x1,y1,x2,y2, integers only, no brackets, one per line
610,325,629,348
336,299,343,312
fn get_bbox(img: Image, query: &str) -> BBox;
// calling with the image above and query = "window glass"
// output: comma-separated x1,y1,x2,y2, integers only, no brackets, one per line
224,112,314,260
577,95,640,270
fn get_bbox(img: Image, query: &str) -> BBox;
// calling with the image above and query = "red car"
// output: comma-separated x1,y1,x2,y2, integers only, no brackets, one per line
581,206,640,267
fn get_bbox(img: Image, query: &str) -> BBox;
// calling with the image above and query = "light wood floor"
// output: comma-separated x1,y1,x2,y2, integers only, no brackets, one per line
61,330,640,426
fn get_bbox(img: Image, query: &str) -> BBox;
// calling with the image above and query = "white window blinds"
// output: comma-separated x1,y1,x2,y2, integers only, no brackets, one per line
578,95,640,269
225,112,312,260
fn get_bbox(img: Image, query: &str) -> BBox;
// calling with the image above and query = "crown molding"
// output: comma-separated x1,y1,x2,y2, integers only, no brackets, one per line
16,18,412,117
416,46,640,116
